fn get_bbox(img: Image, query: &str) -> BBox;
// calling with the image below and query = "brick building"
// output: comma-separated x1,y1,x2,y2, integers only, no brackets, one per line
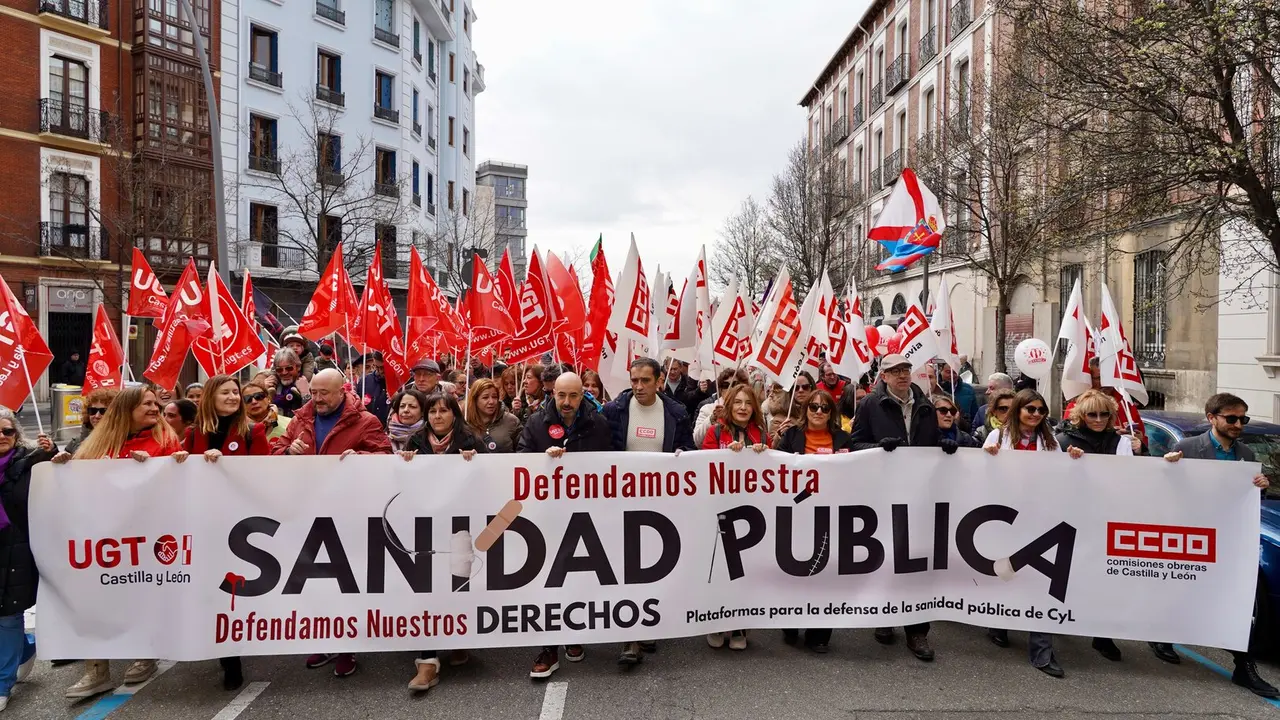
0,0,219,398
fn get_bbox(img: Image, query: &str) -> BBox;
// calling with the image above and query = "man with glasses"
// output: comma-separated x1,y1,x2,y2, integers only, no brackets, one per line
1159,392,1276,697
849,353,958,662
272,348,310,418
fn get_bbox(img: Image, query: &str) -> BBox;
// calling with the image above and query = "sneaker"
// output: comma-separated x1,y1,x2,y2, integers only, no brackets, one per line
65,661,113,698
617,642,643,666
1233,659,1280,698
564,645,585,662
15,657,33,684
873,627,896,645
638,641,657,653
304,653,337,669
408,658,439,692
122,660,157,685
728,630,747,651
448,649,470,667
530,648,559,679
0,695,8,712
906,634,935,662
1091,638,1122,662
706,633,726,649
332,654,356,677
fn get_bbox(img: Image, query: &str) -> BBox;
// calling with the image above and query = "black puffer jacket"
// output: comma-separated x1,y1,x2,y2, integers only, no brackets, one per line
1055,424,1124,455
0,445,54,615
518,402,613,453
849,381,940,450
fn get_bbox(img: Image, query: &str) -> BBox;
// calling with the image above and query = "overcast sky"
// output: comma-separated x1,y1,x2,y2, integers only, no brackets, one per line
476,0,863,280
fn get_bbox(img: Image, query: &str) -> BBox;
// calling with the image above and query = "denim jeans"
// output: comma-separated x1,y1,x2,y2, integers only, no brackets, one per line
0,613,34,696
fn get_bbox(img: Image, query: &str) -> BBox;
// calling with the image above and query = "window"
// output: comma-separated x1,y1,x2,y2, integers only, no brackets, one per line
448,116,455,145
412,89,420,127
248,114,278,171
317,132,341,177
897,21,908,57
462,188,470,216
48,56,89,135
494,175,525,198
855,70,864,106
839,87,848,118
249,26,280,86
376,148,396,185
249,203,279,266
447,180,455,210
1133,250,1167,367
427,172,435,208
873,129,883,165
375,0,394,32
497,205,525,228
142,0,210,57
923,87,936,138
463,5,470,35
321,214,342,251
956,58,971,110
412,160,420,204
428,39,436,77
48,172,89,230
317,50,341,92
462,127,469,157
428,105,435,136
891,294,907,316
374,71,397,121
449,52,455,82
463,68,470,95
869,298,884,325
413,19,421,58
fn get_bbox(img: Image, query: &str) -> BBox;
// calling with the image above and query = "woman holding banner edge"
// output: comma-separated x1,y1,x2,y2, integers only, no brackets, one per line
51,386,181,698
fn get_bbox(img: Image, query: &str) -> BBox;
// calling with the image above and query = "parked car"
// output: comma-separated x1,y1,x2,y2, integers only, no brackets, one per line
1144,410,1280,655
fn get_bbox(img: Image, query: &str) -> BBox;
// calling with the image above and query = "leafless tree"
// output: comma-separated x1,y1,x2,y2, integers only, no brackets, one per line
1008,0,1280,298
711,196,778,299
421,203,499,294
767,140,858,294
230,96,416,277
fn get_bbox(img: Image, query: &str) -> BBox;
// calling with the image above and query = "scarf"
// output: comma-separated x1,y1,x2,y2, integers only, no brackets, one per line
208,415,236,452
0,449,16,532
388,419,425,451
428,429,454,455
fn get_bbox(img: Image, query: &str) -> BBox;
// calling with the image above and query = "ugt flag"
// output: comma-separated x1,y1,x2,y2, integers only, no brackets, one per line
870,168,946,272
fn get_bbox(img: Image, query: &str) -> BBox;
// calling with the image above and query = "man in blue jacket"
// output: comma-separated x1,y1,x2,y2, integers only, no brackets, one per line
937,362,980,428
601,356,695,665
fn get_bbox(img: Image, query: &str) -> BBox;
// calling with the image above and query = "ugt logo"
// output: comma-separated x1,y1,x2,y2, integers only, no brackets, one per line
69,534,193,569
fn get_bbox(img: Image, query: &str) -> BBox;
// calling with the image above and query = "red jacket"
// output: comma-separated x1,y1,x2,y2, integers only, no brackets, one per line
701,422,770,450
183,422,271,456
117,430,181,458
271,392,392,456
818,379,847,399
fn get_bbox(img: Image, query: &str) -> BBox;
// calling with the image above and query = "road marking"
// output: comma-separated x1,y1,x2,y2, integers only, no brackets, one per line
538,681,568,720
1174,644,1280,710
75,660,177,720
210,681,270,720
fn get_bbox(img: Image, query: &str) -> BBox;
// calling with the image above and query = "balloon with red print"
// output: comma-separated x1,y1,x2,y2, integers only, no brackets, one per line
875,324,894,355
1014,338,1054,380
885,327,907,355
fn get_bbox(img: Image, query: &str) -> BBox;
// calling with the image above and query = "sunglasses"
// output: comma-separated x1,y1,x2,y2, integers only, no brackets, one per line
87,406,107,416
1024,405,1048,416
794,383,813,391
936,407,958,416
244,392,269,403
1217,414,1251,426
995,404,1012,413
808,404,832,414
0,428,14,438
1085,411,1112,420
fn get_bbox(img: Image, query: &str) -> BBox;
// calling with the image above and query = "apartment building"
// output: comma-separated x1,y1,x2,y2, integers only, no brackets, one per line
800,0,1217,410
0,0,219,398
220,0,484,314
476,159,527,282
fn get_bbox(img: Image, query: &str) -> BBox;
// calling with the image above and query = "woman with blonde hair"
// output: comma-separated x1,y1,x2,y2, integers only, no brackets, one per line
241,380,290,441
1057,389,1138,458
465,378,521,452
52,386,180,697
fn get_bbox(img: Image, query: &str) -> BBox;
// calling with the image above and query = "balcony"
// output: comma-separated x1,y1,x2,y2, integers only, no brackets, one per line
883,149,903,184
851,101,864,128
39,99,111,143
39,0,108,30
428,135,437,150
40,222,105,260
317,168,344,186
826,115,850,146
248,154,280,174
428,202,436,216
871,81,885,110
886,54,909,94
374,27,400,47
412,121,422,136
315,1,344,25
413,51,423,65
440,0,451,24
413,192,421,207
428,69,438,84
869,166,882,192
949,0,972,41
316,84,345,107
248,64,282,88
243,241,307,271
920,26,938,65
849,177,865,206
373,105,399,124
375,182,399,198
950,102,972,138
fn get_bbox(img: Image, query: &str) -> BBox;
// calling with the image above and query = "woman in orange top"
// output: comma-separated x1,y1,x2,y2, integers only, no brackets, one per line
776,389,853,653
51,386,180,698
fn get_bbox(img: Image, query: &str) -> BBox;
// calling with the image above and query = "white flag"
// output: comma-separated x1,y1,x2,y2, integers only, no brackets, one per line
930,275,961,372
709,276,746,368
1097,284,1148,406
1058,278,1094,402
749,275,821,391
606,234,650,347
831,279,872,381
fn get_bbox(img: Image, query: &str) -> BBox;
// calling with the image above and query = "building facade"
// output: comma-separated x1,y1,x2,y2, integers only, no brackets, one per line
220,0,483,314
0,0,219,399
799,0,1218,411
476,159,526,281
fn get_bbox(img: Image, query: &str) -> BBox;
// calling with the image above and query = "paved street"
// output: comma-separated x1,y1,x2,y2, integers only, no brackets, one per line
6,622,1280,719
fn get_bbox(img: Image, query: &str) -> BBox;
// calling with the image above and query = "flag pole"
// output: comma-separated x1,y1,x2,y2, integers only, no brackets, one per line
119,312,134,383
463,329,474,421
18,349,44,436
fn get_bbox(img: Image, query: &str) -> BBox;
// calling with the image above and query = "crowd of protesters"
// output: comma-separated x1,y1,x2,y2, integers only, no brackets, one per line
0,338,1271,714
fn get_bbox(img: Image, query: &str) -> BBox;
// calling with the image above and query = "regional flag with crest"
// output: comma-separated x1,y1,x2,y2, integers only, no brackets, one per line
869,168,947,272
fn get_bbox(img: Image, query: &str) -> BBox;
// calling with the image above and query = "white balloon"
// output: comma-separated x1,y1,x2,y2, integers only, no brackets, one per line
1014,338,1054,380
875,324,895,352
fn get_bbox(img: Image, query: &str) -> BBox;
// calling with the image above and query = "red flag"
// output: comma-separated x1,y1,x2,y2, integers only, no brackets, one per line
504,252,555,364
543,251,587,334
0,275,54,411
498,248,520,325
192,265,267,376
299,244,352,341
127,248,168,318
579,243,613,372
242,270,258,331
358,245,409,390
468,254,516,349
145,259,211,389
83,303,124,393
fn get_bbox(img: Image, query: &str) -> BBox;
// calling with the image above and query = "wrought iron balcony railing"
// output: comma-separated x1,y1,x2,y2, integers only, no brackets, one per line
40,222,106,260
39,0,108,30
39,99,111,143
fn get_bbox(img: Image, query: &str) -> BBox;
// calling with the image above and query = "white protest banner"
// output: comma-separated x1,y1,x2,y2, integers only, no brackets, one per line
31,449,1259,660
